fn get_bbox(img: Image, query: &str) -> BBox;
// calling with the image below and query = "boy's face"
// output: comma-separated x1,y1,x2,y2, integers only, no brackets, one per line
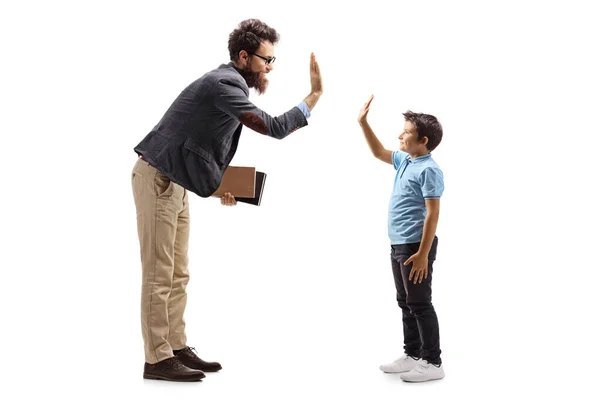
398,121,428,154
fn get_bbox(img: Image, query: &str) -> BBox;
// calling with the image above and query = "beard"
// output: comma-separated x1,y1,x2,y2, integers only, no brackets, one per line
238,65,269,95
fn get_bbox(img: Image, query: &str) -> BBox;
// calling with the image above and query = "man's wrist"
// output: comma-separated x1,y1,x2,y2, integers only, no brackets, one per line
297,101,311,119
303,92,321,110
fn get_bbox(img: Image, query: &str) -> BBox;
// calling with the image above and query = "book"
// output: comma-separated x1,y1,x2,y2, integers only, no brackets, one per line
236,171,266,206
212,166,256,198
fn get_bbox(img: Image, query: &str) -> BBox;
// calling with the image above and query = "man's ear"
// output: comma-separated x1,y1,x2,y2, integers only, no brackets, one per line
238,50,250,67
420,136,429,147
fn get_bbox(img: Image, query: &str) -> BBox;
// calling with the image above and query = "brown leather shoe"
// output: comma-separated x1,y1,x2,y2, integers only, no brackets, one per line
175,347,222,372
143,356,205,382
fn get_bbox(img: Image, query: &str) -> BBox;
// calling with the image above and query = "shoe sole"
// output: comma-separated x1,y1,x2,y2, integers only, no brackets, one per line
400,375,445,383
380,365,416,373
202,367,222,373
143,373,203,382
177,363,221,373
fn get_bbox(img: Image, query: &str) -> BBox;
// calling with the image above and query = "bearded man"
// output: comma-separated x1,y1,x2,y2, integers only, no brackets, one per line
131,18,323,382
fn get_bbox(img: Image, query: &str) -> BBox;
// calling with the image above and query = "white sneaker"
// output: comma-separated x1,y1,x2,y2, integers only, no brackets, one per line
400,360,445,382
379,354,421,373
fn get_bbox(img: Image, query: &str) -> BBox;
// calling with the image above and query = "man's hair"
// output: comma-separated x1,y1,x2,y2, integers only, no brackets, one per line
228,19,279,61
403,111,443,151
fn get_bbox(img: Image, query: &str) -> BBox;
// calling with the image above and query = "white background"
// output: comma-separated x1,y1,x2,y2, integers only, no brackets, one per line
1,0,599,399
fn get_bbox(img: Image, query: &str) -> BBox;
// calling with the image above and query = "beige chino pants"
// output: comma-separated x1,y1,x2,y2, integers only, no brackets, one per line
131,158,190,363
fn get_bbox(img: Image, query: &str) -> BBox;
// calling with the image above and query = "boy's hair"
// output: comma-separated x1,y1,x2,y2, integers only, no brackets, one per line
228,19,279,62
403,111,443,151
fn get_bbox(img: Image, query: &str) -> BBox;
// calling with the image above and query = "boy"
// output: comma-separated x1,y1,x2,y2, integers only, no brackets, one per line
357,95,445,382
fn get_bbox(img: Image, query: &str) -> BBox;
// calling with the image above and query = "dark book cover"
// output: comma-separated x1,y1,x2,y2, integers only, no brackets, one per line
236,171,266,206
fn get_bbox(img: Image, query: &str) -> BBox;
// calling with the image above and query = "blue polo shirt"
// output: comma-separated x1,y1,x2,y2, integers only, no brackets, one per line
388,151,444,244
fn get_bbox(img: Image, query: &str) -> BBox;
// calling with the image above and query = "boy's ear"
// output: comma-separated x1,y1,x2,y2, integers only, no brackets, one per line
420,136,429,146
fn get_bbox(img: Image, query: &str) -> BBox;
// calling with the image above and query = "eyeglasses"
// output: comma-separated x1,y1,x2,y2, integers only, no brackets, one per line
251,52,276,65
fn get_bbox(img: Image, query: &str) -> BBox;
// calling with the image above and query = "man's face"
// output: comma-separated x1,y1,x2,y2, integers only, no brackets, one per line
398,121,427,153
241,41,275,95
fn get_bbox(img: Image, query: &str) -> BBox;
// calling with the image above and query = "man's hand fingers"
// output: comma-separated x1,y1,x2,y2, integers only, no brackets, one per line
221,192,236,206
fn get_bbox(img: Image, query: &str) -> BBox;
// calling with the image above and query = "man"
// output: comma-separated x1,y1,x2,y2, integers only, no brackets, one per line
131,18,323,382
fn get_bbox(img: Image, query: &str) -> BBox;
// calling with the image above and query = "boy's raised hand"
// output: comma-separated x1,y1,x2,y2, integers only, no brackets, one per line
358,94,375,124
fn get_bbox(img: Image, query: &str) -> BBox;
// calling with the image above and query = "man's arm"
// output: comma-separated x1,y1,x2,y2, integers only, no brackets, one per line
357,95,393,165
215,80,307,139
215,53,323,139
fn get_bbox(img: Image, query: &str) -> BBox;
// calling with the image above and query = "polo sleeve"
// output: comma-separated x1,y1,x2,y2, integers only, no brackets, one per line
419,167,444,198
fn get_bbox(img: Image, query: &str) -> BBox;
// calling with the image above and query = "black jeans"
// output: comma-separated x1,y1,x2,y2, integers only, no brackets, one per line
390,236,441,365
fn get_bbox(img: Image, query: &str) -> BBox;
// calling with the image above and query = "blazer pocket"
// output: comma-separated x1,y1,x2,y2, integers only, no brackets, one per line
184,138,212,162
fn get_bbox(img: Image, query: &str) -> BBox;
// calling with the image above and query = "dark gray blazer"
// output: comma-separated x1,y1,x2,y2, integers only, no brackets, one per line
134,62,308,197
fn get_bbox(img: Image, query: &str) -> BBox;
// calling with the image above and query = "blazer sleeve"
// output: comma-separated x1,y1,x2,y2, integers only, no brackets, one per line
214,78,308,139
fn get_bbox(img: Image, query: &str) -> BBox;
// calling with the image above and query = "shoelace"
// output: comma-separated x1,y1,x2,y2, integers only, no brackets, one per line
180,346,212,363
181,346,200,359
396,355,419,363
416,361,441,371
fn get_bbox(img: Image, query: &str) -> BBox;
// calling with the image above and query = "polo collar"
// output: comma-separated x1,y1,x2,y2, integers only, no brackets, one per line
405,153,432,164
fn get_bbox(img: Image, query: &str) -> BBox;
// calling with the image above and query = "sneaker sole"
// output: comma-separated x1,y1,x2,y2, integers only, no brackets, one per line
380,363,418,373
400,375,445,383
380,368,412,373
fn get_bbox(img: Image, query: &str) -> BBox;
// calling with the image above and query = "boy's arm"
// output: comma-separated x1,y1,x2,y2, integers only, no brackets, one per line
357,95,393,165
419,198,440,256
405,199,440,284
